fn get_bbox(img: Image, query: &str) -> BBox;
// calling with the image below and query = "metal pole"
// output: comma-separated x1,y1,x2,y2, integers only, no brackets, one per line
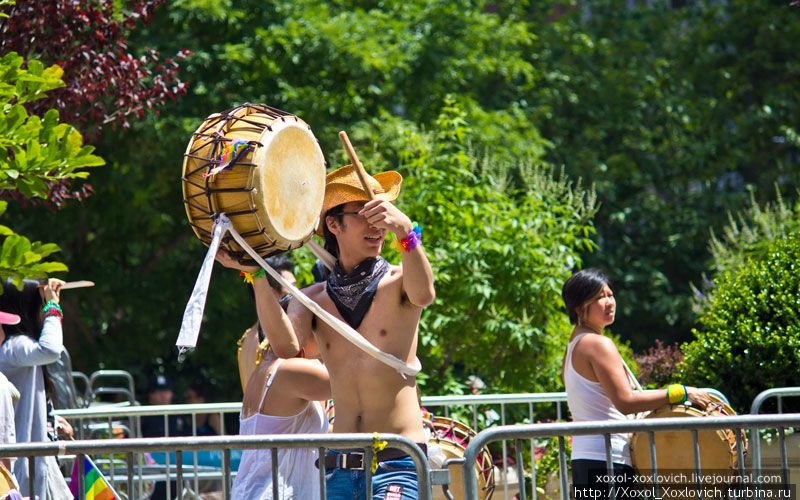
648,431,660,499
319,447,327,499
271,448,279,499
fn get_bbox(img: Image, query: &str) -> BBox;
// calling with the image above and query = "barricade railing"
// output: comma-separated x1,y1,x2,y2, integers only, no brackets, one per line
53,389,733,499
749,387,800,478
0,433,431,500
461,413,800,500
88,370,138,405
55,390,731,439
56,402,242,439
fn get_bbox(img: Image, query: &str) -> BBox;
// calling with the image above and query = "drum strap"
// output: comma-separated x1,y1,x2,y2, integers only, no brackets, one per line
177,215,421,377
621,358,648,420
622,359,643,391
176,218,229,359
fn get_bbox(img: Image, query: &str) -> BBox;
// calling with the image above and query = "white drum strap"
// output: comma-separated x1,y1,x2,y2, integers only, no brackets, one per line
621,358,648,420
177,215,421,377
176,218,230,358
622,359,643,392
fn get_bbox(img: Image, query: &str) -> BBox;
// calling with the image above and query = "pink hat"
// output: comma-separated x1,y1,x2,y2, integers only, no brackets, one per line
0,311,21,325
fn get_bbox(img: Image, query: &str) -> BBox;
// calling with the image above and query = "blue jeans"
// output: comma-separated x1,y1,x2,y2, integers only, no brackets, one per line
325,452,419,500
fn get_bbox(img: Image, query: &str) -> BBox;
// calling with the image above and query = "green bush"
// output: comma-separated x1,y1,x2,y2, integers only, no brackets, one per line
679,233,800,412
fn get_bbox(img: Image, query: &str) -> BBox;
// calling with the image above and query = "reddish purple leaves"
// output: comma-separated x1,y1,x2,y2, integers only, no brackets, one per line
0,0,190,140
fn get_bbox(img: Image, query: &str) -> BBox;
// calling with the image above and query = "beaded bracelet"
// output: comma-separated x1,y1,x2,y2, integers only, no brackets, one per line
42,301,63,320
397,225,422,252
240,268,266,284
42,301,62,314
667,384,688,404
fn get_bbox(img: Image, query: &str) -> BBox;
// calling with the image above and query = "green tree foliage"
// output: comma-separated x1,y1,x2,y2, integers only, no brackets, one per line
680,233,800,411
136,0,547,162
10,0,799,402
0,52,103,286
23,0,799,402
526,1,800,350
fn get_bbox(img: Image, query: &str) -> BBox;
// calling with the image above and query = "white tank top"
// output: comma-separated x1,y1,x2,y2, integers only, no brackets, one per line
563,332,634,465
232,359,328,499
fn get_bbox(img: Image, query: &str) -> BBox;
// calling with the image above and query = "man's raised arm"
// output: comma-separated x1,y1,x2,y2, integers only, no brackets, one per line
360,199,435,307
215,249,311,357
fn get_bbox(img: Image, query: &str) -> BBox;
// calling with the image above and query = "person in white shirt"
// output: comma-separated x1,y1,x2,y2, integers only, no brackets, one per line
0,309,21,472
0,279,72,500
561,269,712,500
217,251,331,500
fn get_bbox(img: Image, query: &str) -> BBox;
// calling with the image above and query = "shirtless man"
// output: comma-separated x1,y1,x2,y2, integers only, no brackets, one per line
222,164,435,499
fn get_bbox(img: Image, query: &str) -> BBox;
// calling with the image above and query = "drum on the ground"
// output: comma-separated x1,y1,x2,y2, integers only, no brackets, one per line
630,395,746,473
182,103,326,263
426,416,494,500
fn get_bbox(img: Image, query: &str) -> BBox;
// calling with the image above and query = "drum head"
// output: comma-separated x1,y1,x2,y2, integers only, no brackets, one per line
253,120,326,243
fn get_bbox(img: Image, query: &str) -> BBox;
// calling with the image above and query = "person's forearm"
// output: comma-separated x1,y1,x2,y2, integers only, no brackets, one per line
401,246,435,307
614,389,670,414
30,316,64,364
252,278,302,357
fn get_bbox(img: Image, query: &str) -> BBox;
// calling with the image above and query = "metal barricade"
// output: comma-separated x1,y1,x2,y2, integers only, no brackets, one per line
88,370,138,405
750,387,800,479
420,389,728,500
53,390,734,499
461,413,800,500
53,389,731,440
0,433,431,500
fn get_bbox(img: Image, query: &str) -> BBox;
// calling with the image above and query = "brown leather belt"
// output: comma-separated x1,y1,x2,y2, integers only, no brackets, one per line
315,444,428,470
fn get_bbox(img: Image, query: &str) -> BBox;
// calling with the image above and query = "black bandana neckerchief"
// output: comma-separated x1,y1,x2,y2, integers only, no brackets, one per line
326,256,390,329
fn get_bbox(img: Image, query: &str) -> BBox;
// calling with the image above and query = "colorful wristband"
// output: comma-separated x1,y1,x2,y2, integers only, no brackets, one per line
667,384,688,405
42,301,62,314
397,225,422,252
240,268,266,284
43,309,63,321
42,301,63,321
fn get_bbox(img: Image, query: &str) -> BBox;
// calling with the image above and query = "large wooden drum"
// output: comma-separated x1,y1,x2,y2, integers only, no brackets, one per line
427,416,495,500
182,103,326,263
631,397,746,473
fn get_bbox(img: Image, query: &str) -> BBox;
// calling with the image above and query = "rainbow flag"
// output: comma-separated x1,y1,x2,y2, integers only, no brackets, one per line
69,455,122,500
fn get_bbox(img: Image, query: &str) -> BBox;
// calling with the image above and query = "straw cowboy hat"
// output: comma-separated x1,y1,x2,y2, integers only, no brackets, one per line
316,164,402,235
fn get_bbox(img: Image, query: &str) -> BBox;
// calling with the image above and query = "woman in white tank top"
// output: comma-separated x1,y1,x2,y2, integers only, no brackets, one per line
232,339,330,500
561,269,713,500
219,250,332,499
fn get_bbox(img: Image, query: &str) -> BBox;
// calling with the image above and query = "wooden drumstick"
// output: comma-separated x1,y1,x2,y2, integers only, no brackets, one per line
38,280,95,290
338,131,375,200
